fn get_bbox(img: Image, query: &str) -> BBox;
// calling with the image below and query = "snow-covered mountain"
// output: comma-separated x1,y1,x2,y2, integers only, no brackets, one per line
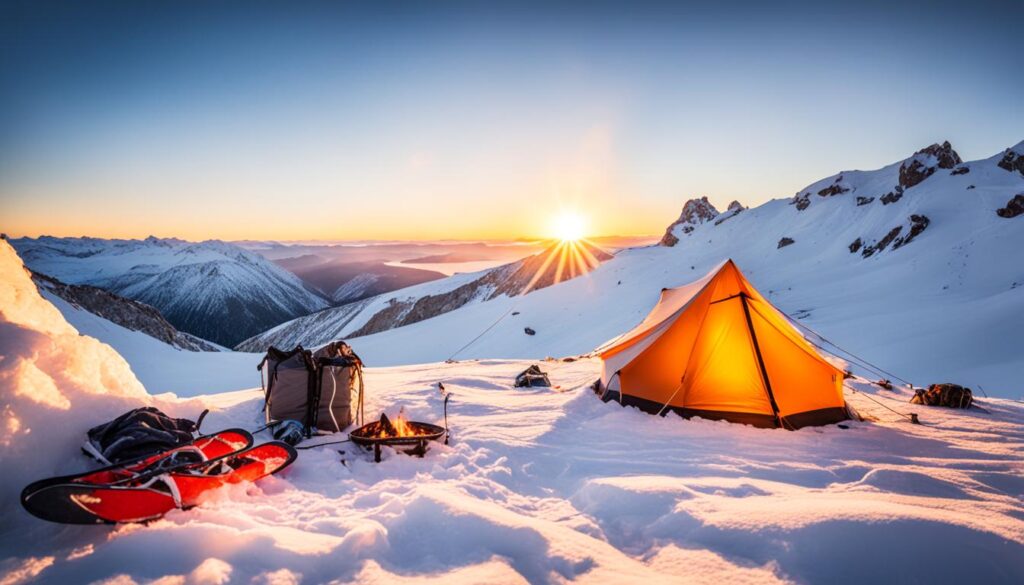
236,240,613,352
10,236,330,346
332,272,384,302
659,197,748,246
31,270,220,352
246,140,1024,396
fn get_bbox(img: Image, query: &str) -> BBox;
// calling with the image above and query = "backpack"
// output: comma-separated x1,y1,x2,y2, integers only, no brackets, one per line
258,341,364,435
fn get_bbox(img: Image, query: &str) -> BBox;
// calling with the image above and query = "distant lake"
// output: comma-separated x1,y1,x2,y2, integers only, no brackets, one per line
384,259,508,276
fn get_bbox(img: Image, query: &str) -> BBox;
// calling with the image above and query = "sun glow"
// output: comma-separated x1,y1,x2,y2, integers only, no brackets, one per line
549,211,588,242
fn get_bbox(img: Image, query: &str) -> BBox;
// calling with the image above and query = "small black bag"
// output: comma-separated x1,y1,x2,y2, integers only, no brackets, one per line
515,365,551,388
84,407,204,464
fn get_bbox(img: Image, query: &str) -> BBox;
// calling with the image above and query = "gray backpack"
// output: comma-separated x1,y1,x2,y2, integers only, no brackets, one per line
258,341,364,435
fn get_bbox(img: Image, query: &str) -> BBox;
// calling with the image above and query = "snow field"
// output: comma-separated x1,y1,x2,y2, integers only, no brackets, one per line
6,352,1023,583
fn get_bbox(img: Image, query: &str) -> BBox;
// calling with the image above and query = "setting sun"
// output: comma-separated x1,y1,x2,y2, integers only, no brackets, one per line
549,211,588,242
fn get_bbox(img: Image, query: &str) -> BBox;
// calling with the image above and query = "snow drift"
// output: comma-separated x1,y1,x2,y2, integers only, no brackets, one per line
0,238,158,527
0,239,212,580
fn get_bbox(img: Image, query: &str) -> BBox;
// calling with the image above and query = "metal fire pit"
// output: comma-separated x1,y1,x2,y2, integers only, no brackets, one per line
349,395,449,462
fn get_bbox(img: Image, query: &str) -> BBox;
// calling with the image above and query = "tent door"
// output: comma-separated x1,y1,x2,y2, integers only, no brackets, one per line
739,293,783,428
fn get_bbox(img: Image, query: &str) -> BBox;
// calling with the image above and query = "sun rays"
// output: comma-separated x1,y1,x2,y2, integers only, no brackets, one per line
519,237,606,296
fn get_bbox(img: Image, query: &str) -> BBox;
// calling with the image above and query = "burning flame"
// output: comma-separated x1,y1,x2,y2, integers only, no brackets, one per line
372,408,425,438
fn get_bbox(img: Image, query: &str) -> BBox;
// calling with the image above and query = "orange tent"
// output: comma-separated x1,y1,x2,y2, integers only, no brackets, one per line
595,260,849,429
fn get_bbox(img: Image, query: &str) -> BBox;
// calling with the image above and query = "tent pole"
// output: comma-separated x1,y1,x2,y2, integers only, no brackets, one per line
740,293,784,429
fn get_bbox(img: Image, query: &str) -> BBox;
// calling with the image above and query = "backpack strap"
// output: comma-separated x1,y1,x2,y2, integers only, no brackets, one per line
303,348,319,437
261,359,282,414
357,363,365,427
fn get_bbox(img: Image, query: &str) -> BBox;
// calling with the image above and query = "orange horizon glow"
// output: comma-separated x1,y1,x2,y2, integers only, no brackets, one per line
2,196,664,243
0,223,659,244
0,122,674,243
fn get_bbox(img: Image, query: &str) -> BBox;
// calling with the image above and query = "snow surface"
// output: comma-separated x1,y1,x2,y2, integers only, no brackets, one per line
40,289,260,395
2,239,1024,584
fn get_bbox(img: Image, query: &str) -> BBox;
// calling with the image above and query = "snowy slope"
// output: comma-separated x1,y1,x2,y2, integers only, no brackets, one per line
262,141,1024,397
236,267,492,351
331,272,382,301
10,236,330,346
3,237,1024,584
42,291,259,395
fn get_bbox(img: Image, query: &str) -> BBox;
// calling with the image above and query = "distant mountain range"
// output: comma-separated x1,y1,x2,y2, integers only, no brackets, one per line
235,239,613,351
11,237,330,346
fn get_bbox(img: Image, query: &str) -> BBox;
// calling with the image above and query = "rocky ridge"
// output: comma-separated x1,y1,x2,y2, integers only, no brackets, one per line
31,271,221,351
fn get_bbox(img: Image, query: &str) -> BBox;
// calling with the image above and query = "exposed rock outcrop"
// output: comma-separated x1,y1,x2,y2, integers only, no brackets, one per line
856,196,875,206
996,194,1024,218
950,166,970,176
660,197,719,246
791,192,811,211
898,141,962,189
893,215,931,250
880,186,904,205
817,176,850,197
714,200,747,225
777,237,795,249
996,144,1024,176
861,226,903,258
859,215,930,257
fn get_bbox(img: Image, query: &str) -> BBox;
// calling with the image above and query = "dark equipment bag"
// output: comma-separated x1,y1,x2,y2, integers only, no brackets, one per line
910,383,973,409
259,341,364,434
84,406,205,464
515,365,551,388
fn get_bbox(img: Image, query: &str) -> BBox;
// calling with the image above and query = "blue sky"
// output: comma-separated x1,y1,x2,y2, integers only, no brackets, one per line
1,1,1020,240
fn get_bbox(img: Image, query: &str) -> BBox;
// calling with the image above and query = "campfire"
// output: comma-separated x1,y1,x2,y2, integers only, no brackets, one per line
368,410,425,439
349,398,450,462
